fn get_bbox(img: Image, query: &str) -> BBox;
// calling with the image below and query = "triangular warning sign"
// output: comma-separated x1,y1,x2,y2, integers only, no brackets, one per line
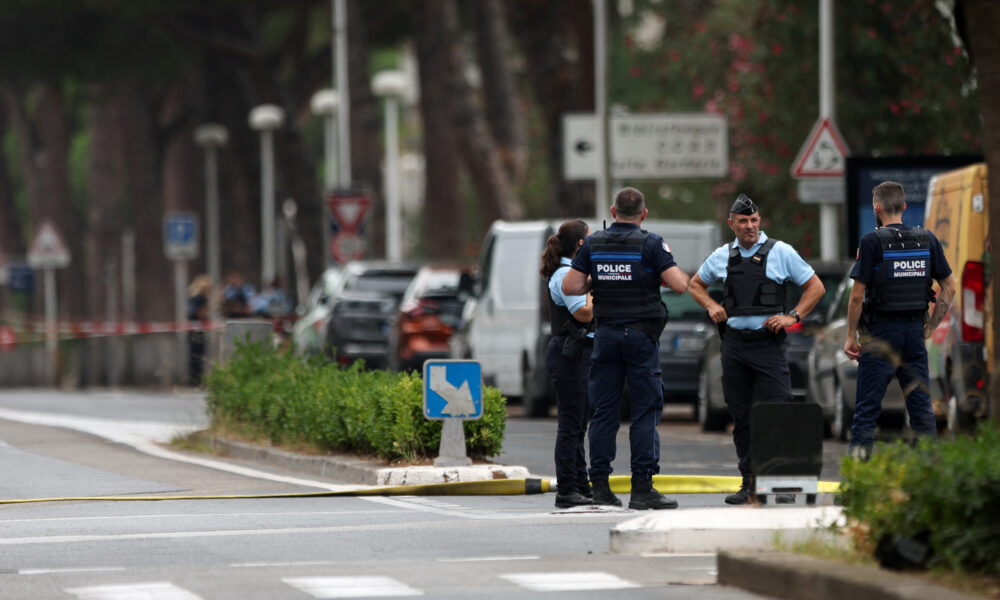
791,118,850,178
326,192,372,232
27,220,71,268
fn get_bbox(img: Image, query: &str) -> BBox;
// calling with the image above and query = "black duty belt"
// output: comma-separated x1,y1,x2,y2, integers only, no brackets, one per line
727,328,784,342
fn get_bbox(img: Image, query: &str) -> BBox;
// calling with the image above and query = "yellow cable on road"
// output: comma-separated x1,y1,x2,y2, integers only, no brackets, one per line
0,475,840,505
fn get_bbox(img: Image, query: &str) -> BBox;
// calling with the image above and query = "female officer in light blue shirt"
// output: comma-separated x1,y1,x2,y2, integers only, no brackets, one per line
540,219,594,508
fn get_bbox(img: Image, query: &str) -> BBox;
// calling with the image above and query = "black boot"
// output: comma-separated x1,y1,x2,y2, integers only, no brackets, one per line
628,478,678,510
577,481,593,499
591,479,622,507
555,482,592,508
725,476,757,505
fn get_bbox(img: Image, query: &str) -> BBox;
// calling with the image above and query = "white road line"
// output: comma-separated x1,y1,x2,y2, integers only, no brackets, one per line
500,572,640,592
4,511,385,525
19,567,126,575
65,581,202,600
230,561,335,568
0,520,471,546
438,555,539,562
283,576,423,598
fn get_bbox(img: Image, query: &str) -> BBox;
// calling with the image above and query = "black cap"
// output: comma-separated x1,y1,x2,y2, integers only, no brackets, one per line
729,193,758,215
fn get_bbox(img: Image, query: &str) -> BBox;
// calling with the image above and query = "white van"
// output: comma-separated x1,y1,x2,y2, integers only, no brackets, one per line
452,219,720,416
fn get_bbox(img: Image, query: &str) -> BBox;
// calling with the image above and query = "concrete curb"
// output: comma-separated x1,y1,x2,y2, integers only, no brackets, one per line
610,506,845,555
210,437,533,487
717,550,979,600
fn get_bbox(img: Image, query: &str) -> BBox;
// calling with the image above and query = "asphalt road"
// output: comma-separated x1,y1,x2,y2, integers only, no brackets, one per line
0,388,850,599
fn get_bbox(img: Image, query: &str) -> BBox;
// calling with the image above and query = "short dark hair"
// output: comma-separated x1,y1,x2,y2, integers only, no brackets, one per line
873,181,905,215
614,187,645,218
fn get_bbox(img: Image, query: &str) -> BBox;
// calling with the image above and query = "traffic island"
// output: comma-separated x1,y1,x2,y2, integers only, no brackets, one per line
609,506,845,555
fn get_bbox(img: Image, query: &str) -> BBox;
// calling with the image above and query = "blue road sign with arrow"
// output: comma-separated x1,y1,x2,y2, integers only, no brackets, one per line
423,360,483,420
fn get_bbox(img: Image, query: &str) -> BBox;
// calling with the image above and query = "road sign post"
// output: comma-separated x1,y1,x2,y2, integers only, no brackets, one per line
164,211,200,383
423,359,483,467
326,191,372,264
27,220,72,383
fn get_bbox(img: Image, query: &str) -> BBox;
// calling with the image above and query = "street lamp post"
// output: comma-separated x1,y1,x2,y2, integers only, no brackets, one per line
310,89,339,265
248,105,285,286
193,123,228,307
371,70,408,263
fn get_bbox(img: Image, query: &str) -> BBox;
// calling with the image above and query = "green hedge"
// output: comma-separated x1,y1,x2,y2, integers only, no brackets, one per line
203,341,506,462
838,423,1000,575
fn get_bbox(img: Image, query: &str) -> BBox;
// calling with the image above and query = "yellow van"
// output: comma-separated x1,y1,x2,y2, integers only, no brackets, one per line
923,163,990,432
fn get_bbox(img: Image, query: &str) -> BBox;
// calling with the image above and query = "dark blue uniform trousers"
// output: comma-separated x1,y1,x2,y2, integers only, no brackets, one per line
587,325,662,482
545,335,592,492
853,319,937,451
721,334,792,477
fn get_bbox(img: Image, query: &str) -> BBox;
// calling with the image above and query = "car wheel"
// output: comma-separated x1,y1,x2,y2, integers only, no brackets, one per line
832,380,852,442
697,361,727,432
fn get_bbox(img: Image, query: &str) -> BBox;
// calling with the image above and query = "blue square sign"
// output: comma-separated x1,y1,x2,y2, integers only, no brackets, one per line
423,360,483,420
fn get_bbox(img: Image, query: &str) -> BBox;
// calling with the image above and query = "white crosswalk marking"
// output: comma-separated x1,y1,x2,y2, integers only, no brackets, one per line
500,571,640,592
282,576,423,598
65,581,203,600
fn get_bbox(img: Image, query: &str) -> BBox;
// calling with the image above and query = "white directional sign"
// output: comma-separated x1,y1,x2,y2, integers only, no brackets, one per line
27,220,71,269
164,211,199,261
563,113,728,181
423,360,483,420
791,118,850,178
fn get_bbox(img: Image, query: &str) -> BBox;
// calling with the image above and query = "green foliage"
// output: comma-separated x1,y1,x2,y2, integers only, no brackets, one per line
612,0,981,257
203,341,507,462
838,423,1000,575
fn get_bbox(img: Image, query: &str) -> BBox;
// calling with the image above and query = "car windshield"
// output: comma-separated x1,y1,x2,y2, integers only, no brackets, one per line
347,272,415,298
416,271,461,297
661,288,712,321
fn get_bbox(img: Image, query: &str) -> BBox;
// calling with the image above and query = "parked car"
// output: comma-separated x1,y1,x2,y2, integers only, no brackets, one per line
805,269,943,441
453,219,722,417
291,266,347,355
387,264,475,372
924,163,991,432
696,261,849,433
324,261,419,369
658,284,722,408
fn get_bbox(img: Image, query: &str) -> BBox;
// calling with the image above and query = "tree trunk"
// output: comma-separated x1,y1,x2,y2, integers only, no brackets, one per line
347,0,385,262
959,0,1000,423
3,84,85,318
472,0,527,185
84,89,129,322
414,0,463,260
0,109,23,259
440,0,522,227
508,0,596,219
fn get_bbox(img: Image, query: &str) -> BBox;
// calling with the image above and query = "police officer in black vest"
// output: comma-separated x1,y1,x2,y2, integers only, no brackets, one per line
688,194,825,504
844,181,954,459
562,187,690,510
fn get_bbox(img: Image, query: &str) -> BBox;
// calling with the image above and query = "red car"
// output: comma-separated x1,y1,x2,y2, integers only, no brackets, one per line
387,264,475,372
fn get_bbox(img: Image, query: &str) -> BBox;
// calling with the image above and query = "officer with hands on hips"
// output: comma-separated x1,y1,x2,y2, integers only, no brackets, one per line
843,181,954,460
687,194,825,505
562,187,690,510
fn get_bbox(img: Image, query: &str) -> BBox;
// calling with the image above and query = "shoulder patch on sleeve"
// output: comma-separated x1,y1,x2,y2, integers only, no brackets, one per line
662,241,671,253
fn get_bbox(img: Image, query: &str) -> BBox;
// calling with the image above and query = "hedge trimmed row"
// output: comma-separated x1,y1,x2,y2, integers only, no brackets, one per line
838,423,1000,575
204,341,506,462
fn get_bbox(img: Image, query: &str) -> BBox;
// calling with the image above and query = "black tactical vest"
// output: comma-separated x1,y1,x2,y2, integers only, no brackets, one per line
864,227,933,314
548,272,595,336
723,238,787,316
589,227,667,322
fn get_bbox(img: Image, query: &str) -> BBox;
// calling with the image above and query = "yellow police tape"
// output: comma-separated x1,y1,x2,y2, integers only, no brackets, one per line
0,475,840,505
